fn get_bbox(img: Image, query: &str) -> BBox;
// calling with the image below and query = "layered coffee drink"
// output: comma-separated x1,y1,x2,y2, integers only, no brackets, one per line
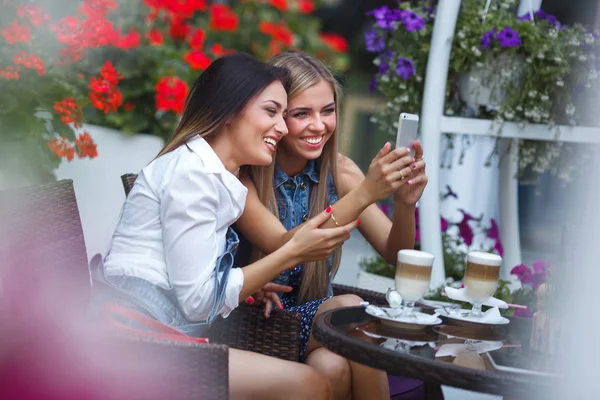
396,250,435,302
464,252,502,302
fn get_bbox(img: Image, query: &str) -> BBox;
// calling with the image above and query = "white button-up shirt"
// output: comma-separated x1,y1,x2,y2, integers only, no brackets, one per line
103,135,247,321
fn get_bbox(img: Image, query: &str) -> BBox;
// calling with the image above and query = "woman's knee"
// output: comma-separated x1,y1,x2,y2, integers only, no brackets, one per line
307,350,351,394
293,364,331,399
326,294,363,309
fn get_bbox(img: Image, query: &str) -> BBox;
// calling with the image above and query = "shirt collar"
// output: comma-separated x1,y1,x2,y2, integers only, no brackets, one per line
186,135,227,174
274,160,320,189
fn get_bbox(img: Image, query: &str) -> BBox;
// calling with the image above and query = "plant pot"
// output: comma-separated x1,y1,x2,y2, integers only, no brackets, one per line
457,53,526,110
357,269,394,293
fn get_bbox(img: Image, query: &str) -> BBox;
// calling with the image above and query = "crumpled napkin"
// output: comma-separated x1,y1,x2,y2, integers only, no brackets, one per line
365,305,440,324
445,287,508,309
435,341,503,358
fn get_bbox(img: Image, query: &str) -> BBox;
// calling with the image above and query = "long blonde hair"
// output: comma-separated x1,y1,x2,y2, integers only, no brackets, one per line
249,51,343,303
155,53,290,158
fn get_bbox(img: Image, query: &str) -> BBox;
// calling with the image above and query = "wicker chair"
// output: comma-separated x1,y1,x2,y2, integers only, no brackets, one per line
120,173,387,361
0,180,229,399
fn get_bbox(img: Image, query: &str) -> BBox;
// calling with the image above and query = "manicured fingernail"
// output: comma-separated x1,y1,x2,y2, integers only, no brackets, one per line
245,297,254,304
326,205,332,213
266,310,271,316
407,179,414,185
278,304,284,310
357,219,361,226
411,164,416,169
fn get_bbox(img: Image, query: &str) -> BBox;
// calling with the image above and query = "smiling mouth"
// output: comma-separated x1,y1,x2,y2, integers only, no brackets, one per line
301,136,323,145
263,137,278,152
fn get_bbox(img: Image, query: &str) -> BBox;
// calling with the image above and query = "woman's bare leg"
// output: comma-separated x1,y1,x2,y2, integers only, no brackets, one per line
229,348,330,400
305,347,351,400
305,294,390,400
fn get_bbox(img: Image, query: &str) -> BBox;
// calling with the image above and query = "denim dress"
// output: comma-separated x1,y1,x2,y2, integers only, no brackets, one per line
235,160,338,360
89,228,240,338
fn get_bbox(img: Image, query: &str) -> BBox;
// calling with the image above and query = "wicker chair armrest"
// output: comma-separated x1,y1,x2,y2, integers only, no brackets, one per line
208,304,301,362
94,331,229,400
332,283,387,306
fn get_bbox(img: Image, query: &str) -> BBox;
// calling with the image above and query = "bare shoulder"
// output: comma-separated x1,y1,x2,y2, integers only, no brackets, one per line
337,153,361,174
336,153,365,195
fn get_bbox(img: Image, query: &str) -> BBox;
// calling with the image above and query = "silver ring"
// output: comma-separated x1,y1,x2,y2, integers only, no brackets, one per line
400,170,405,180
418,155,425,161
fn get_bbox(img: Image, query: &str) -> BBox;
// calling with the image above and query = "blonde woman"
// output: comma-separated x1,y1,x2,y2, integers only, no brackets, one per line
90,53,360,400
234,51,427,399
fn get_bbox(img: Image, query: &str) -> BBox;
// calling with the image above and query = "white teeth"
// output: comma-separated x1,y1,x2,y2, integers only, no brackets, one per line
302,136,323,145
264,137,276,147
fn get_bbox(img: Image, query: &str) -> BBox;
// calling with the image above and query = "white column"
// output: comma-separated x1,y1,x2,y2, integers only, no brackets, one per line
498,139,522,284
419,0,462,289
517,0,542,17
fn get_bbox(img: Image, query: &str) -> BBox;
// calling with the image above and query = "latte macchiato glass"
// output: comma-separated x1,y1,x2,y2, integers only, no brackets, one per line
464,251,502,317
396,250,435,318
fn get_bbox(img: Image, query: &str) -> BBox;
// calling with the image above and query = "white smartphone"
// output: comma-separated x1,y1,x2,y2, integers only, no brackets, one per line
395,113,419,155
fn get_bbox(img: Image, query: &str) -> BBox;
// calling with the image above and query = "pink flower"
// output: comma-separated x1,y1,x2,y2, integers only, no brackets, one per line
514,308,534,318
488,219,504,256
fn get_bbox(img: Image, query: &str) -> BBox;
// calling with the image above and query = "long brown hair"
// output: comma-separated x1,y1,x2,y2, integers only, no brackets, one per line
156,53,290,158
249,51,344,303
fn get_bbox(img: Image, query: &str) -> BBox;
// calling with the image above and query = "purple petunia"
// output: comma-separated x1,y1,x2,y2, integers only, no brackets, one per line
369,74,377,92
400,10,426,32
364,28,386,52
367,6,402,31
497,26,521,48
480,27,497,50
396,57,416,80
440,217,449,232
519,10,561,29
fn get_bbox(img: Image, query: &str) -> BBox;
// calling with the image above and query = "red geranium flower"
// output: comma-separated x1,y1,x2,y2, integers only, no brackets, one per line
155,76,189,114
147,29,163,45
297,0,315,14
188,28,205,49
269,0,288,11
184,50,212,70
319,33,348,52
209,4,239,32
2,20,32,44
75,131,98,159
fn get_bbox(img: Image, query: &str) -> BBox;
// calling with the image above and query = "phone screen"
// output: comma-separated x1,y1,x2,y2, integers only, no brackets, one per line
395,113,419,153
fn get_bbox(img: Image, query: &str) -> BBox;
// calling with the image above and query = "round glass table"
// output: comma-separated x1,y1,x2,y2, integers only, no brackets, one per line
313,306,557,399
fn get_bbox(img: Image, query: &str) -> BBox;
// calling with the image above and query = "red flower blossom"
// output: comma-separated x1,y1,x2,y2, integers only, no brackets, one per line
74,131,98,159
155,76,189,114
48,137,75,162
169,18,191,40
269,0,288,11
88,61,123,113
211,43,235,57
115,29,141,50
259,22,294,47
209,4,239,32
165,0,207,19
188,28,205,49
297,0,315,14
147,29,163,45
16,4,50,27
0,66,20,80
2,20,32,44
13,51,46,76
319,33,348,52
79,0,117,19
184,50,212,70
124,102,135,111
54,98,83,127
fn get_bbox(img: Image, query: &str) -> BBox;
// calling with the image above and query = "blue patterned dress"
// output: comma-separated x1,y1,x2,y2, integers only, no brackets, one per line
235,160,338,360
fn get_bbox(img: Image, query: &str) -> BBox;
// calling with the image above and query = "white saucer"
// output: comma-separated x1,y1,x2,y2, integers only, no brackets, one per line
365,306,442,330
435,308,510,327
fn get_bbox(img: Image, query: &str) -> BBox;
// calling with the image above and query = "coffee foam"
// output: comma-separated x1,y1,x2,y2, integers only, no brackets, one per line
466,251,502,267
397,249,435,267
